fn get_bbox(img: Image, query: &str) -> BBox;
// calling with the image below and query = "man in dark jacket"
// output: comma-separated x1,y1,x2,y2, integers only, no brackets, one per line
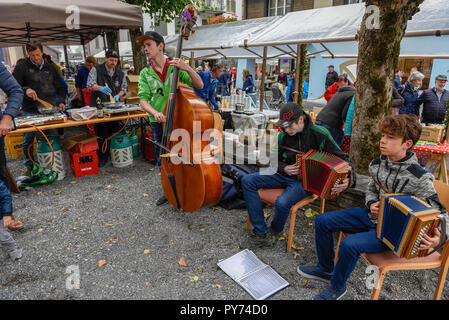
12,42,66,175
316,76,355,147
417,74,449,124
241,102,355,248
325,65,338,90
87,49,127,166
0,61,24,231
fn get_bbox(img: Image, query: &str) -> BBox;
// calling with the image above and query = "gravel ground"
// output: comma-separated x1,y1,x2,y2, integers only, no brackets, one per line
0,133,447,301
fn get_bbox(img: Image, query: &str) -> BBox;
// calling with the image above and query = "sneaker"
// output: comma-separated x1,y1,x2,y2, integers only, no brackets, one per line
314,285,347,300
8,248,22,261
156,195,168,206
297,265,332,283
248,232,277,248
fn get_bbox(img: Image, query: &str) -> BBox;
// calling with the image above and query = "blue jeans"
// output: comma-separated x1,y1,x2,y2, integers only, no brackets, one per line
314,207,389,291
22,112,58,169
150,122,163,167
315,120,344,148
241,169,311,235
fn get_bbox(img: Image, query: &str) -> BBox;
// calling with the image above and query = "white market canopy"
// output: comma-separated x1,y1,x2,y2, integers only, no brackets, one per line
0,0,143,47
167,0,449,60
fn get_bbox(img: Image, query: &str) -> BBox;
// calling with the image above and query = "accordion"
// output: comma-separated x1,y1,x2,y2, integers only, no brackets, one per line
297,150,349,200
377,194,440,259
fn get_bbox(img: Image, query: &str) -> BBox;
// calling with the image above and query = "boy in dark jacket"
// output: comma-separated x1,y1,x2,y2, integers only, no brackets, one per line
0,179,22,261
241,102,355,248
297,114,449,300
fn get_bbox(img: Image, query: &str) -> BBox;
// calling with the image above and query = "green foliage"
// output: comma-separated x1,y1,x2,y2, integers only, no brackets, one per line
123,0,215,27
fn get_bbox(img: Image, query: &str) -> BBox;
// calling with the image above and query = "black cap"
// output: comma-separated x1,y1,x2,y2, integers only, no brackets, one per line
276,102,304,128
435,74,448,81
105,49,119,58
136,31,165,47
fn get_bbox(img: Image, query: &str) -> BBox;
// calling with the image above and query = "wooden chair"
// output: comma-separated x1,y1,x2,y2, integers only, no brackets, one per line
246,188,325,252
334,180,449,300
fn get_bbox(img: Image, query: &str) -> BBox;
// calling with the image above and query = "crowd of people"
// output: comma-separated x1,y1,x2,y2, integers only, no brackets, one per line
0,29,448,300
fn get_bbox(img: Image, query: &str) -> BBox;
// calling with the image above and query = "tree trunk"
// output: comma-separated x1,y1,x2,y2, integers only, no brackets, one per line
294,44,307,105
106,30,120,64
130,27,146,74
350,0,423,175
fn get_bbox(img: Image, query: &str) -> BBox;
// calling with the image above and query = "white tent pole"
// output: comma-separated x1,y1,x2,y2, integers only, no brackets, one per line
272,45,296,59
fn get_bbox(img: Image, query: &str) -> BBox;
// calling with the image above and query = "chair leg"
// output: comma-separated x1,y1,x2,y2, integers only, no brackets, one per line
246,215,252,231
287,210,297,252
434,264,449,300
320,198,325,214
334,232,344,266
371,270,386,300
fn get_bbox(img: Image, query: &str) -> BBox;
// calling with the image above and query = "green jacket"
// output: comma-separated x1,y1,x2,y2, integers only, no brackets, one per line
138,64,194,122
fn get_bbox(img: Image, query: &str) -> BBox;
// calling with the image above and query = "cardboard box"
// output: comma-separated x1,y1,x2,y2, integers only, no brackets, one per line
126,75,140,104
420,125,444,143
63,134,99,154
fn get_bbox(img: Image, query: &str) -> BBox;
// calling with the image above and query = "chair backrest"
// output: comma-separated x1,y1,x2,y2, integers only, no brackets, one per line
434,180,449,210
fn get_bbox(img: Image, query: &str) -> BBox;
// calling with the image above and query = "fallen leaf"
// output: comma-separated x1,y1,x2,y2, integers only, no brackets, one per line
70,181,77,184
188,225,195,230
73,227,78,230
37,228,43,232
111,175,118,179
200,275,204,279
191,275,199,282
198,266,204,273
291,243,304,250
178,257,187,267
37,191,42,195
144,249,150,254
292,252,300,259
143,193,149,197
168,242,176,246
54,189,62,195
302,279,308,285
62,207,69,212
263,211,271,219
199,228,206,232
97,260,106,267
216,284,221,289
308,223,313,227
278,233,287,241
22,217,28,222
104,185,112,190
149,168,155,171
66,248,71,251
215,242,220,247
147,282,153,286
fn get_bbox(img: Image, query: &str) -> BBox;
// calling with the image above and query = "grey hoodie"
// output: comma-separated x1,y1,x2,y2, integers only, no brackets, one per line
366,151,449,240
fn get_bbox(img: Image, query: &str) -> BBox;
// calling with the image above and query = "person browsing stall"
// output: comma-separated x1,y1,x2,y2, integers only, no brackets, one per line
297,114,449,300
136,31,203,206
417,74,449,124
75,56,97,106
87,49,127,167
0,61,24,231
241,102,355,248
12,42,66,176
195,64,223,111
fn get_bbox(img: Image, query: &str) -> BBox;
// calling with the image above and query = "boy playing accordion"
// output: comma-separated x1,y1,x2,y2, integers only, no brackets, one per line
241,102,355,248
298,114,449,300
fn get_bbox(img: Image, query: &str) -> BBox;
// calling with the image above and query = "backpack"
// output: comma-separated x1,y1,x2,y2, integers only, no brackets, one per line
218,164,257,210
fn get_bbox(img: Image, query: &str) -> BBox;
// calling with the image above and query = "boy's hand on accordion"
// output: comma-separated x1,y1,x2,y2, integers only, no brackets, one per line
370,201,380,217
419,228,441,250
284,164,300,176
331,178,350,195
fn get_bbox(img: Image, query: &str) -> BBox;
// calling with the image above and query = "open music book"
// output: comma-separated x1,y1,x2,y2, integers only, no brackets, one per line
217,249,289,300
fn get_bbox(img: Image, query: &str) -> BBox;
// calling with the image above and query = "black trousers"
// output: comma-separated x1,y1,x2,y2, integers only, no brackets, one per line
94,121,123,161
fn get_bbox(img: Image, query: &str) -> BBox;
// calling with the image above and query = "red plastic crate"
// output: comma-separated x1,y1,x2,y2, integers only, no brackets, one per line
68,150,99,177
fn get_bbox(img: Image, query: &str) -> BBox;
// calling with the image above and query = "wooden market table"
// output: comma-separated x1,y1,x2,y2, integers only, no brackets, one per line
6,110,150,192
413,140,449,184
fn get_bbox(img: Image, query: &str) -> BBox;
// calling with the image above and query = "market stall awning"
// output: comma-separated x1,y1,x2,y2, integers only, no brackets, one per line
245,0,449,48
0,0,143,47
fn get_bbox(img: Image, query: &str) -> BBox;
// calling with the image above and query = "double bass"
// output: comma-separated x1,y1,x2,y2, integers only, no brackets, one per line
160,5,222,213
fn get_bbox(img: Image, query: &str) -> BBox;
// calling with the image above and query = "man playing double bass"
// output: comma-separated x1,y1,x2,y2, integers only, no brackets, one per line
137,31,204,206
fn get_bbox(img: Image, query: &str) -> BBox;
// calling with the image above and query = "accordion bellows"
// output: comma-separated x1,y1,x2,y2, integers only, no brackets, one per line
377,194,440,259
298,150,349,200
